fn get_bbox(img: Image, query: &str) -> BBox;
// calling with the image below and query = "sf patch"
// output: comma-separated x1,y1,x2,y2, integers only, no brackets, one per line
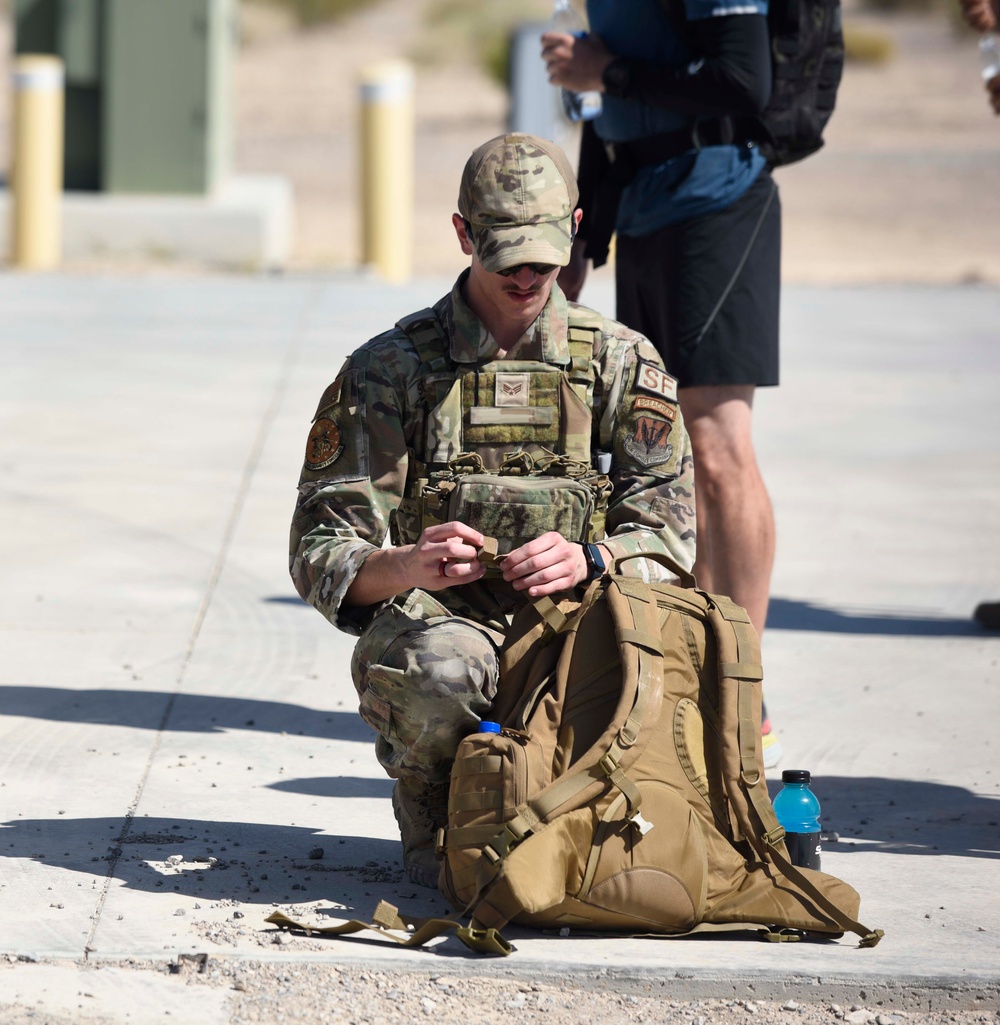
305,417,344,470
623,414,673,468
636,362,678,403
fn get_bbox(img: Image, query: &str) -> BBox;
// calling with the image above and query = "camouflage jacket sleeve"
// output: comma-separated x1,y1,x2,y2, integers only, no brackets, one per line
289,338,412,635
595,325,697,582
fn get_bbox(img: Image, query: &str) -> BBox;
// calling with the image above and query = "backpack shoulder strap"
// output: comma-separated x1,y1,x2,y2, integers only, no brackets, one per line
464,573,666,927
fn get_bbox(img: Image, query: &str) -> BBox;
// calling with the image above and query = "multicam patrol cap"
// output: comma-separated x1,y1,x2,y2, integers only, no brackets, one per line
458,133,579,274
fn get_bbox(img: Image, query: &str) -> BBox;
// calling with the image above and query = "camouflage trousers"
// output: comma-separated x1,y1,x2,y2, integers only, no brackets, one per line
350,588,504,787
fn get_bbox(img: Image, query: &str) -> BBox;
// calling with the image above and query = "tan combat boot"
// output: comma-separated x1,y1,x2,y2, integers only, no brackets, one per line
391,777,449,889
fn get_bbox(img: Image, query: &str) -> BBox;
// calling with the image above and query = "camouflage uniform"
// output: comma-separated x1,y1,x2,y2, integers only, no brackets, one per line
290,278,696,787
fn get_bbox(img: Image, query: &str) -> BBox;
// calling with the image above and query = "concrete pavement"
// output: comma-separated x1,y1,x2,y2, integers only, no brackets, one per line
1,271,998,1021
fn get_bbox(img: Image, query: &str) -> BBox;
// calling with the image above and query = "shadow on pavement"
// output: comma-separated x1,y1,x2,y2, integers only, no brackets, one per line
767,598,989,637
0,815,451,915
766,776,1000,859
4,779,996,907
267,777,392,799
0,686,371,742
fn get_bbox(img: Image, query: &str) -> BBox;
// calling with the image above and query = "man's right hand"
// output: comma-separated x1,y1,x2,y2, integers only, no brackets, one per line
958,0,996,31
541,30,614,93
405,521,487,593
343,521,486,607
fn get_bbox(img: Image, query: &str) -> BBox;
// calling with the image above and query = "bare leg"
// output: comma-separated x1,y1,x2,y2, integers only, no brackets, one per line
680,384,775,639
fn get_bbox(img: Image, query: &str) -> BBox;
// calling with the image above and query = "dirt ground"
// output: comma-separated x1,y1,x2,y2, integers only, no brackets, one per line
2,952,999,1025
1,0,999,282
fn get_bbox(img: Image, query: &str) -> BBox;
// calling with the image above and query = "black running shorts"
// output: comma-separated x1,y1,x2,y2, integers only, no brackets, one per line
614,169,781,389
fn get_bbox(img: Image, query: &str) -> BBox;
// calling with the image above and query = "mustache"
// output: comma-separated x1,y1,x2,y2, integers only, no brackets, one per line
502,281,544,294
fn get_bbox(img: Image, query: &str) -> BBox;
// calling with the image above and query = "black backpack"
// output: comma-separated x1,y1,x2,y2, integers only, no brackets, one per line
663,0,845,167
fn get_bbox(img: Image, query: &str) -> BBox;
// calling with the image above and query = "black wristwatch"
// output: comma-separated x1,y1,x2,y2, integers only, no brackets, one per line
601,56,632,99
580,542,606,584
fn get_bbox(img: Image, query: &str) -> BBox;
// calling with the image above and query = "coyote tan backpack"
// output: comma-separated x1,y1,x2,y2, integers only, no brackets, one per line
436,551,881,950
268,550,882,955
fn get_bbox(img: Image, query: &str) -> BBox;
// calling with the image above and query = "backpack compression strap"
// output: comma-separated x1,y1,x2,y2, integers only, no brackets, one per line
705,594,883,948
265,905,513,956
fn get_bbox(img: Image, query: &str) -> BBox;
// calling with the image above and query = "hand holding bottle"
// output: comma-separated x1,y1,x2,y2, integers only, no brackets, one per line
541,30,613,94
542,0,609,121
977,35,1000,115
987,71,1000,114
958,0,997,32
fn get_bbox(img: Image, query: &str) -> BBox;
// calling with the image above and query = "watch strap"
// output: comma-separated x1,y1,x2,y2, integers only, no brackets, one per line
581,542,606,583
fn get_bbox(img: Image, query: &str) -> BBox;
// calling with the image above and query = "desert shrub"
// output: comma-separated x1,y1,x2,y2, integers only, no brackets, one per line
417,0,551,85
860,0,968,16
254,0,377,26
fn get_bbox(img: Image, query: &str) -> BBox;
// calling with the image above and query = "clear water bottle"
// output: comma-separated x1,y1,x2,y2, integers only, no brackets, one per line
550,0,603,122
981,35,1000,80
772,769,822,871
478,720,502,734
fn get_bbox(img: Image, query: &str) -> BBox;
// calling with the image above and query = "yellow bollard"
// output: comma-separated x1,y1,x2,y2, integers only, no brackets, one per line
358,60,414,283
10,55,65,270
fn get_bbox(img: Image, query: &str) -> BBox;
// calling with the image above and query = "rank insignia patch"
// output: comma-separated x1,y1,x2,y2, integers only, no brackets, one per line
623,415,674,468
496,372,530,407
305,417,344,470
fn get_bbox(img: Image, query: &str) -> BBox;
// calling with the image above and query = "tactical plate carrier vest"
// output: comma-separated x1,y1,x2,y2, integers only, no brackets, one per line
390,307,613,561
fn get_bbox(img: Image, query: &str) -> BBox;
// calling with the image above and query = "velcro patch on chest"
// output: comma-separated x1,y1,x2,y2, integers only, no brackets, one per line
495,373,530,407
636,362,678,403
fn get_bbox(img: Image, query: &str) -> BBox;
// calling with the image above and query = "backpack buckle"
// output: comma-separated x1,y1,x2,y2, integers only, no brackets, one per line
763,825,786,847
456,925,513,956
760,927,801,943
629,809,655,836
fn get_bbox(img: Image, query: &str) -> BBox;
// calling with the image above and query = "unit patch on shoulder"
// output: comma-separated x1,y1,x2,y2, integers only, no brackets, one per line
623,415,674,468
305,417,344,470
636,362,678,403
633,395,677,421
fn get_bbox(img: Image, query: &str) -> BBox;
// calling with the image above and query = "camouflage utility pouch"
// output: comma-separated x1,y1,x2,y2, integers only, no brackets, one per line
444,473,597,556
419,451,612,559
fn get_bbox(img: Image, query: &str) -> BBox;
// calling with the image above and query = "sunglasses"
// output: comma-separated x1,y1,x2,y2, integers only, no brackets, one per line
497,263,559,277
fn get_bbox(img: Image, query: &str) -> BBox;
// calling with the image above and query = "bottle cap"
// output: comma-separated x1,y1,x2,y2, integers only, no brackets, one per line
479,720,502,734
781,769,812,784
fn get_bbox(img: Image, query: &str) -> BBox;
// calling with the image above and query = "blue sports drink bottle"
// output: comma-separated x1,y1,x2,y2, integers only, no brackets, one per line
773,769,822,871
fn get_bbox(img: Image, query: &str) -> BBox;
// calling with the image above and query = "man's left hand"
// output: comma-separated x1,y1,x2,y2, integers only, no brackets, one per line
502,532,605,597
